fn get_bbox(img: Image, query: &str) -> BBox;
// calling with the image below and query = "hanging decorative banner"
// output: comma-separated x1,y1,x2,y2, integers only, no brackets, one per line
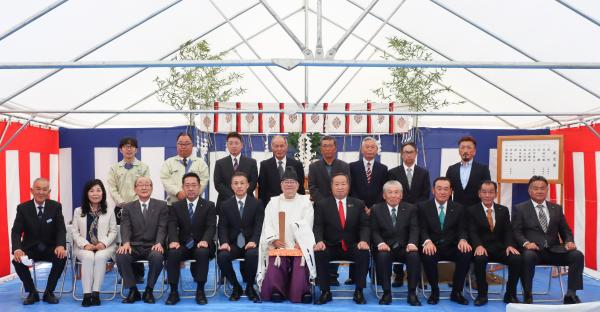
262,102,280,134
395,115,412,133
239,102,259,133
324,103,344,134
349,102,367,133
371,103,391,134
283,102,302,133
305,103,323,133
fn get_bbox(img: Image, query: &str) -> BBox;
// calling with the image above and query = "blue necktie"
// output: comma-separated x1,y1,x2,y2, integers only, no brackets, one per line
391,207,397,227
185,202,195,249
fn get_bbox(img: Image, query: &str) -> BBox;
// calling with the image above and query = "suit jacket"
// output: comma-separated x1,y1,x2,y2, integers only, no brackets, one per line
308,158,350,202
11,199,66,253
370,201,419,249
417,199,467,248
168,197,216,244
258,156,305,206
466,202,516,254
214,155,258,209
120,198,168,246
446,161,491,207
71,207,118,252
349,159,388,207
313,196,369,248
218,195,264,246
388,164,431,204
512,200,574,250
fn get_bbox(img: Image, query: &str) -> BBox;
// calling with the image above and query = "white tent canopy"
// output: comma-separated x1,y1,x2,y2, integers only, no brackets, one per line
1,0,599,129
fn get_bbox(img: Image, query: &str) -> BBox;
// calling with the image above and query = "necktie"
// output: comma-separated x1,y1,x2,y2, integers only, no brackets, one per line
366,162,372,184
182,158,188,168
338,200,347,251
141,203,148,220
537,204,548,233
233,157,239,171
406,168,413,189
186,202,195,249
188,202,194,219
391,207,397,227
439,205,445,229
278,160,284,178
37,206,43,220
124,162,133,170
486,207,494,231
237,200,245,248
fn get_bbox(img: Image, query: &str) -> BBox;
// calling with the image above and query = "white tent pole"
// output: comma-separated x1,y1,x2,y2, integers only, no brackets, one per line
0,0,68,42
326,0,379,59
315,0,324,58
233,49,280,103
261,0,313,58
304,0,310,106
556,0,600,28
0,116,33,153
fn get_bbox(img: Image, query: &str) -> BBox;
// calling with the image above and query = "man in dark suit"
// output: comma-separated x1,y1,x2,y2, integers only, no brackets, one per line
418,177,472,305
314,173,370,305
371,180,421,306
258,135,305,206
11,178,67,305
513,175,584,304
214,132,258,211
387,141,430,287
466,181,522,305
116,177,169,304
217,172,263,302
308,135,350,203
165,172,217,305
349,136,388,212
445,136,491,207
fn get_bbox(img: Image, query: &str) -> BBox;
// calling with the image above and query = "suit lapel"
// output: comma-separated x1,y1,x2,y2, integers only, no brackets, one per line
430,201,443,231
400,165,410,190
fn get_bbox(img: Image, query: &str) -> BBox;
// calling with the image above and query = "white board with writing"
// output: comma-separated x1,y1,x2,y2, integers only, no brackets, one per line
498,136,562,183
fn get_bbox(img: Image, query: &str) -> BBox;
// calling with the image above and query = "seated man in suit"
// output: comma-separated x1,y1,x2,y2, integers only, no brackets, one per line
418,177,472,305
214,132,258,212
371,180,421,306
466,180,522,305
513,175,584,304
11,178,67,305
258,135,305,206
165,172,217,305
217,172,264,302
116,177,169,304
314,173,370,305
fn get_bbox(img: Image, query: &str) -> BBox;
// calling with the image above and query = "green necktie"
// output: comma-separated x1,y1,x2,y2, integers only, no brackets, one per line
439,205,445,229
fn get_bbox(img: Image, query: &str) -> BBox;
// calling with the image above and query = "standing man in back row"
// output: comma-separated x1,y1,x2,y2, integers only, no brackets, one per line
446,135,490,207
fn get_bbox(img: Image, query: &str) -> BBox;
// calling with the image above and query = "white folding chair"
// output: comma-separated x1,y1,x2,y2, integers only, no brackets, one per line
467,262,506,300
371,260,409,300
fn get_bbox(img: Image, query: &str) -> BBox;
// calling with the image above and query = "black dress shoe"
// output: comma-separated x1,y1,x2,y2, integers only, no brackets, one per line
379,291,392,305
142,288,155,304
450,291,469,305
392,276,404,288
563,294,582,304
317,290,332,304
523,293,533,304
91,291,101,306
42,291,59,304
245,287,259,303
23,292,40,305
344,278,355,285
229,285,243,301
165,291,180,305
329,277,340,286
195,290,207,305
427,289,439,305
353,289,366,304
407,293,421,306
474,295,488,306
271,291,284,303
301,293,313,304
122,288,141,303
82,293,92,307
503,293,520,304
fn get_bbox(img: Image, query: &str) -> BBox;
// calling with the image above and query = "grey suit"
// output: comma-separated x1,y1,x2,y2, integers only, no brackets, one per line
308,159,350,202
116,198,169,289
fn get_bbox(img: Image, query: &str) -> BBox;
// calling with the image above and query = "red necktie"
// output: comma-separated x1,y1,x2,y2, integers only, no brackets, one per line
338,200,347,252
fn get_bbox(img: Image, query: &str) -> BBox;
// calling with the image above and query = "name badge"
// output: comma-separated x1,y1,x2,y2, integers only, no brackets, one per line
46,218,53,223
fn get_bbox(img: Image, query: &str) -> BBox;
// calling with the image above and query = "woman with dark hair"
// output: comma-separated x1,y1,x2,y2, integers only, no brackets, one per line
71,179,117,307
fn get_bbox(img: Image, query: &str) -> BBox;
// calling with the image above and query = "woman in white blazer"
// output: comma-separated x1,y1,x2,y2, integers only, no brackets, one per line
72,179,117,307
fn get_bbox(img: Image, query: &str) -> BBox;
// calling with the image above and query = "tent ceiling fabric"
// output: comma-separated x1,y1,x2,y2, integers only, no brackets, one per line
0,0,599,129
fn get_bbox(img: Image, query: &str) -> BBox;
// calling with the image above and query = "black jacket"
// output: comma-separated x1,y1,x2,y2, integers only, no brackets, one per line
11,199,66,252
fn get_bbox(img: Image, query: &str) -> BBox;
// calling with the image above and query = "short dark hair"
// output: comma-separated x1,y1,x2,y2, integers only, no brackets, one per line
331,172,350,184
528,175,548,187
320,135,336,147
401,141,417,152
182,172,201,185
176,132,193,142
231,171,249,182
119,137,138,149
226,132,242,142
81,179,108,216
479,180,498,192
458,135,477,147
433,176,452,189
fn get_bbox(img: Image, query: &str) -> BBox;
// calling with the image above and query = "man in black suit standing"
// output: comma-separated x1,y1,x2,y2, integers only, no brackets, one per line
371,180,421,306
217,172,263,302
466,181,521,305
513,176,584,304
418,177,472,305
11,178,67,305
314,173,370,305
349,136,388,213
165,172,217,305
258,135,305,206
308,135,350,203
117,177,169,304
387,141,430,286
445,136,491,207
214,132,258,211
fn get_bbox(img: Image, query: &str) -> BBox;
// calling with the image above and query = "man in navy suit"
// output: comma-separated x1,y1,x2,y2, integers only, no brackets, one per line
258,135,305,206
349,136,388,213
445,136,491,207
214,132,258,212
217,172,263,302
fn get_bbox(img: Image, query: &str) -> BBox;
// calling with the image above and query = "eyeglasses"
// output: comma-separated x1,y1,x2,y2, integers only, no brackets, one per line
177,142,192,146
